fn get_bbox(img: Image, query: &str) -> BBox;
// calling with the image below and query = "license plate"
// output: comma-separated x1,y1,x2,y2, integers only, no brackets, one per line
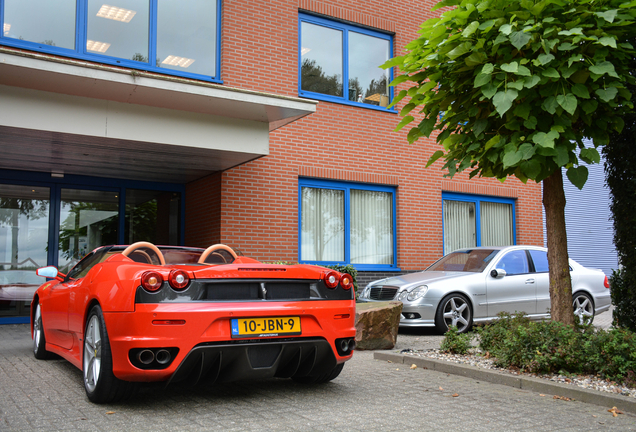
231,316,301,338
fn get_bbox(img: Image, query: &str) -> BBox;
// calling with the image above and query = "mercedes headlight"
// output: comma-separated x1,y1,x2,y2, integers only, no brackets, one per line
407,285,429,301
398,290,408,301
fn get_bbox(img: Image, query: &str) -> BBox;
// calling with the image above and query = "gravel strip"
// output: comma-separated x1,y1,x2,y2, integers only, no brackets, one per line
402,348,636,399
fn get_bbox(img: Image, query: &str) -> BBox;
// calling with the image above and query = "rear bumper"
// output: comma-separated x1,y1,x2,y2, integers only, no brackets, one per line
102,300,355,383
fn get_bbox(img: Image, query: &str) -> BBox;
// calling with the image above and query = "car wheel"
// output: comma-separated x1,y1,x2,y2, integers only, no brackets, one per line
83,305,135,403
573,292,594,324
293,363,344,384
435,294,473,334
33,302,52,360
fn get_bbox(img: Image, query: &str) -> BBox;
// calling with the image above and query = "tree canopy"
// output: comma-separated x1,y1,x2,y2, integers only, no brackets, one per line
384,0,636,190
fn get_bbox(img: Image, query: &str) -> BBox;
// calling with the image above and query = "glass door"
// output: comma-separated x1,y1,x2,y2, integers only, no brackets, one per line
58,188,119,274
0,185,50,316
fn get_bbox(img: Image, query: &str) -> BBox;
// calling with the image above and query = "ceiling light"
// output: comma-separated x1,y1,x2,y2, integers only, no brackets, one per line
301,47,311,56
96,5,136,23
3,23,10,36
162,55,195,68
87,40,111,53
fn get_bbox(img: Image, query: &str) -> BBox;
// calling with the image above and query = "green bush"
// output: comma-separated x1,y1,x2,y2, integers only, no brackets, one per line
440,326,472,355
609,269,636,331
476,314,636,383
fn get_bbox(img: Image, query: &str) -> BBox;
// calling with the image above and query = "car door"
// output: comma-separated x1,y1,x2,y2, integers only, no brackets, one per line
486,249,537,317
44,278,78,350
528,249,551,315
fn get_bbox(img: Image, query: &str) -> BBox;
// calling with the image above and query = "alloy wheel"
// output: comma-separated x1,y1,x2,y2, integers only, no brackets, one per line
83,315,102,393
442,296,471,332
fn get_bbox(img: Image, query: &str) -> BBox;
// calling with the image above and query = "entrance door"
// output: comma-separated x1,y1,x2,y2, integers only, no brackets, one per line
57,188,119,274
0,185,50,317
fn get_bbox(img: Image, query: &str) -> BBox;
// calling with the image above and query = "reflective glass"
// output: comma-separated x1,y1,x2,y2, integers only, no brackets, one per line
58,189,119,274
301,187,344,261
0,184,50,316
125,189,180,245
3,0,76,49
350,190,393,264
529,249,549,273
348,32,390,106
87,0,149,62
301,22,343,97
157,0,217,76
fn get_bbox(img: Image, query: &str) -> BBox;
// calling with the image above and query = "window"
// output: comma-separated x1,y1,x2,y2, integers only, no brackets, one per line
496,250,529,275
528,249,549,273
442,192,516,254
299,13,393,110
299,178,397,270
1,0,221,82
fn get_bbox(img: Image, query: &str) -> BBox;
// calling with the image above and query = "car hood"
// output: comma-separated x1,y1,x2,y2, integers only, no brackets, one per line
372,271,478,288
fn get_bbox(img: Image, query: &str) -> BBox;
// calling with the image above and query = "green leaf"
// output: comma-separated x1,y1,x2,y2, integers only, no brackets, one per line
474,73,491,87
389,75,410,86
511,31,532,50
508,80,525,90
513,102,531,120
542,68,560,78
580,148,601,164
462,21,480,37
481,83,498,99
595,87,618,102
447,42,472,60
521,160,542,179
581,99,598,114
595,10,618,22
524,116,537,129
485,135,501,151
503,149,523,168
524,75,541,88
395,115,414,132
493,89,519,116
519,143,536,160
571,83,590,99
558,27,583,36
426,150,446,167
555,145,570,166
381,56,405,69
598,37,617,48
536,53,555,65
500,24,513,35
473,119,488,137
501,62,519,73
418,117,438,137
482,63,495,74
566,166,589,189
541,96,559,114
558,43,577,51
479,20,495,31
533,131,556,148
465,51,487,66
516,66,532,76
589,61,619,78
556,94,577,115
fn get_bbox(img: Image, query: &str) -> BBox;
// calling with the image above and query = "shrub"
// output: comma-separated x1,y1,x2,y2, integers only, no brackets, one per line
609,269,636,332
440,326,472,355
476,314,636,383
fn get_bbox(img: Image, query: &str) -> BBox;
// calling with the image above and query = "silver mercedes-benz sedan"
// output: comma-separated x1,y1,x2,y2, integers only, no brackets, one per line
358,246,612,334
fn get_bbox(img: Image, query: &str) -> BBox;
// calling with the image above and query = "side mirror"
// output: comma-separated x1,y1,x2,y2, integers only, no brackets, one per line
490,268,507,279
36,266,62,280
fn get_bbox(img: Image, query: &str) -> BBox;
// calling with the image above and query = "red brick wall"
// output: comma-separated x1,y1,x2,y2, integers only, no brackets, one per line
187,0,544,269
185,172,223,248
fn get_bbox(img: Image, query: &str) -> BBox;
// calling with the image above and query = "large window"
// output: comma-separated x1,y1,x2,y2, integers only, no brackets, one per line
442,193,516,254
299,179,397,270
299,13,393,110
1,0,221,82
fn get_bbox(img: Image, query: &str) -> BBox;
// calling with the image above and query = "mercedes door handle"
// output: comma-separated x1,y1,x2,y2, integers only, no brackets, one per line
525,279,535,284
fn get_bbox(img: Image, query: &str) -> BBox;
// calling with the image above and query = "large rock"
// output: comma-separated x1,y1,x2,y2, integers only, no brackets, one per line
355,301,403,350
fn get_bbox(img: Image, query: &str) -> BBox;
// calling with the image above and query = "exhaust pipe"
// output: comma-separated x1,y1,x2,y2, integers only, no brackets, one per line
138,349,155,365
155,349,172,365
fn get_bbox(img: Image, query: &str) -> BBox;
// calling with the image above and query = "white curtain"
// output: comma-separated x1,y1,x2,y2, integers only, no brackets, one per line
443,200,476,253
480,201,513,246
300,187,344,261
350,190,393,264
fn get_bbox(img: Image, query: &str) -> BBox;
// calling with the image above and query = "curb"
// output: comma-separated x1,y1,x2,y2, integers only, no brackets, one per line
374,352,636,415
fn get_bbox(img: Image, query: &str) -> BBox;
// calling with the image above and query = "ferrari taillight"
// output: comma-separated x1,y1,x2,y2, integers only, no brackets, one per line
604,275,610,289
168,270,189,290
324,270,340,289
141,271,163,292
340,273,353,290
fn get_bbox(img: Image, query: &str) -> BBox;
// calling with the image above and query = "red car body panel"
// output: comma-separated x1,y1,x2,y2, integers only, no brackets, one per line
31,245,356,386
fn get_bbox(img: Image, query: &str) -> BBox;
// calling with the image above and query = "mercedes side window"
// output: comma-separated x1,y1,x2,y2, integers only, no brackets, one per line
496,250,529,276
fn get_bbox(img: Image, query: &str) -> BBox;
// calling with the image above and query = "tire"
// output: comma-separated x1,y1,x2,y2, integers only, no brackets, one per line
33,302,52,360
434,294,473,334
573,292,594,324
83,305,135,403
293,362,344,384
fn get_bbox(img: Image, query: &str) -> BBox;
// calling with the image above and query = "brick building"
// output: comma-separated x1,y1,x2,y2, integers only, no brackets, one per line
0,0,542,323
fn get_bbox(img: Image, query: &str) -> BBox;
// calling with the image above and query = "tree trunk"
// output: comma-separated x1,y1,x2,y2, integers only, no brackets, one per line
542,170,574,325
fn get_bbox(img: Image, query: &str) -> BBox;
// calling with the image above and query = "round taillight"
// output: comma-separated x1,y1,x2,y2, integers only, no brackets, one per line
169,270,189,290
141,271,163,292
340,273,353,290
324,271,340,289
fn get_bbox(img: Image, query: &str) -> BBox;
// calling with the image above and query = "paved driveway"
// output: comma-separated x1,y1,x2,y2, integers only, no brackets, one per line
1,321,634,431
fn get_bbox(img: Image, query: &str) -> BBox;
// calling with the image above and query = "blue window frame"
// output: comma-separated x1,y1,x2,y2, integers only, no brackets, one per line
299,178,398,271
0,0,222,82
442,192,516,254
298,13,394,111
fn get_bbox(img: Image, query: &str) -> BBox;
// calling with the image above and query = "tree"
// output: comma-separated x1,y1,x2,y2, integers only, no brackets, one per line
384,0,636,324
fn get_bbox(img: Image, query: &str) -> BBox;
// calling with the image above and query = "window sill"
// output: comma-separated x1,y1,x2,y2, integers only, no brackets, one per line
299,91,396,113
